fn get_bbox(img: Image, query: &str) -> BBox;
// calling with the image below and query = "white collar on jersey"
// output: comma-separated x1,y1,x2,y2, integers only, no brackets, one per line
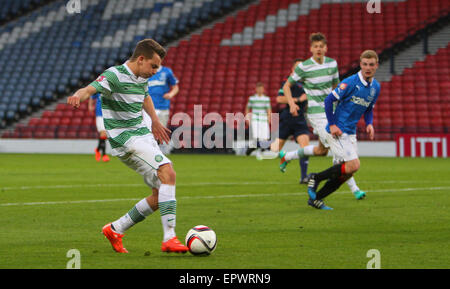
123,61,146,83
123,61,136,77
358,70,372,87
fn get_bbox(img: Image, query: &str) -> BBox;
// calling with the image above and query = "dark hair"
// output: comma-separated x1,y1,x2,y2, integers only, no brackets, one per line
130,39,166,61
256,82,264,87
309,32,327,45
292,58,303,64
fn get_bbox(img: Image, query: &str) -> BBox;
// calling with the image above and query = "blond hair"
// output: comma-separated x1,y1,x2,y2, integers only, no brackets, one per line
360,50,379,63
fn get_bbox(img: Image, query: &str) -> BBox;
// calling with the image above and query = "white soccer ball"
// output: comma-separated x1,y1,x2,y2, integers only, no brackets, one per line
185,225,217,256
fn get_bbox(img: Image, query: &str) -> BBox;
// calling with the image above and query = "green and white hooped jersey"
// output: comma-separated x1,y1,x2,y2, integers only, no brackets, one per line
247,94,271,122
288,57,339,119
89,62,151,156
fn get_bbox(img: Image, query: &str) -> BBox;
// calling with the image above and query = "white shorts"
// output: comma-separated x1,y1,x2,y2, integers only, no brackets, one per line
118,135,171,189
306,116,330,148
250,120,270,140
325,133,358,162
96,116,106,132
143,109,170,129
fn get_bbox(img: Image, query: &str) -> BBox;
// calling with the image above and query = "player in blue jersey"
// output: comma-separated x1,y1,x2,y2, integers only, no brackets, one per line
305,50,380,210
88,93,109,162
143,65,179,154
270,59,311,184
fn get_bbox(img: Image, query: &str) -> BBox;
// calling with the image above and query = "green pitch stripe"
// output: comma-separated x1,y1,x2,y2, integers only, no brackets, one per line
102,98,142,113
159,200,177,216
109,127,151,148
103,116,143,130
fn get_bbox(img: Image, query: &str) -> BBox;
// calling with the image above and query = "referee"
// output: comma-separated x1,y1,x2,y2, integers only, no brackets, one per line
271,59,310,184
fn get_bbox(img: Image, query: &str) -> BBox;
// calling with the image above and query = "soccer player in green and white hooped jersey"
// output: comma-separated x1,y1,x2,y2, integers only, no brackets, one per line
245,82,272,157
67,39,189,253
279,33,366,200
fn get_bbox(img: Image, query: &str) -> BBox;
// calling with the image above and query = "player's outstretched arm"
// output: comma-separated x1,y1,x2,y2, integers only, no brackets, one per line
67,85,97,109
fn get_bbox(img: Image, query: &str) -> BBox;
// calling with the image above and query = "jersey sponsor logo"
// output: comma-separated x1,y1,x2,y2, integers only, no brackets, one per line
351,95,371,107
148,80,166,87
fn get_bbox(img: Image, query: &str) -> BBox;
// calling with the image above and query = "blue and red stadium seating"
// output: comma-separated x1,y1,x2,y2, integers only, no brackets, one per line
0,0,448,140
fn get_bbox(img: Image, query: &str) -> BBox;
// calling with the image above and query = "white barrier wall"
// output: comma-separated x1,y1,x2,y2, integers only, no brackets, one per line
0,139,396,157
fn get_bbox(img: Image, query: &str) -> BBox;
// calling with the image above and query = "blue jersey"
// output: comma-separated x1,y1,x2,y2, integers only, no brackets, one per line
91,93,102,117
325,71,380,135
148,66,178,110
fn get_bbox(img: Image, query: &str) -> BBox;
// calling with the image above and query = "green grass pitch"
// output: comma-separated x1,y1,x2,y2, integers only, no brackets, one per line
0,153,449,269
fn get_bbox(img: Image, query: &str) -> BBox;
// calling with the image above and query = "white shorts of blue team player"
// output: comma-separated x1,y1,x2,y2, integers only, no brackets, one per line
115,135,171,190
325,132,359,163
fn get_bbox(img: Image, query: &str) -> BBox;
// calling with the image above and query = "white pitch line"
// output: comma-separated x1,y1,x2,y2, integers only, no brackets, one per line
1,186,449,207
2,180,449,191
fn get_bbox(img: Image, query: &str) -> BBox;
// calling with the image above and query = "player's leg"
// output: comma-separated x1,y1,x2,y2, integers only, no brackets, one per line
246,120,258,156
308,134,359,210
157,163,188,252
270,138,286,152
279,117,328,172
95,116,107,161
103,150,162,253
296,133,310,184
342,135,366,199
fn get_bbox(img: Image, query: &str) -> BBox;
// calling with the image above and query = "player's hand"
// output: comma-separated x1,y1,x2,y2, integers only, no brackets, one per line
152,120,171,144
329,124,342,138
163,93,172,100
289,103,299,117
366,124,375,140
67,95,81,109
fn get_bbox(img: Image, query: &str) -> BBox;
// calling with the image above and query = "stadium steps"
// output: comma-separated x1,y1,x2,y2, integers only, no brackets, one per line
376,23,450,82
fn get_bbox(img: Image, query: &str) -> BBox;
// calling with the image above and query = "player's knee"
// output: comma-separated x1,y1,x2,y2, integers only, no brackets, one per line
158,164,176,185
315,147,328,156
345,159,360,174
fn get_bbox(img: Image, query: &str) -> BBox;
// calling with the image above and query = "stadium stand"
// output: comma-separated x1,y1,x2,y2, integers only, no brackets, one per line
0,0,55,25
0,0,254,135
0,0,449,142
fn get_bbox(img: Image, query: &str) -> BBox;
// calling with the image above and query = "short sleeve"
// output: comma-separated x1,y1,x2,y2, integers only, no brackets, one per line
89,71,114,94
288,65,303,84
167,68,178,86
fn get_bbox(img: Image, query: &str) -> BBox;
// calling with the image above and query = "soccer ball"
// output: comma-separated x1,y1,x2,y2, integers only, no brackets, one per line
185,225,217,256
